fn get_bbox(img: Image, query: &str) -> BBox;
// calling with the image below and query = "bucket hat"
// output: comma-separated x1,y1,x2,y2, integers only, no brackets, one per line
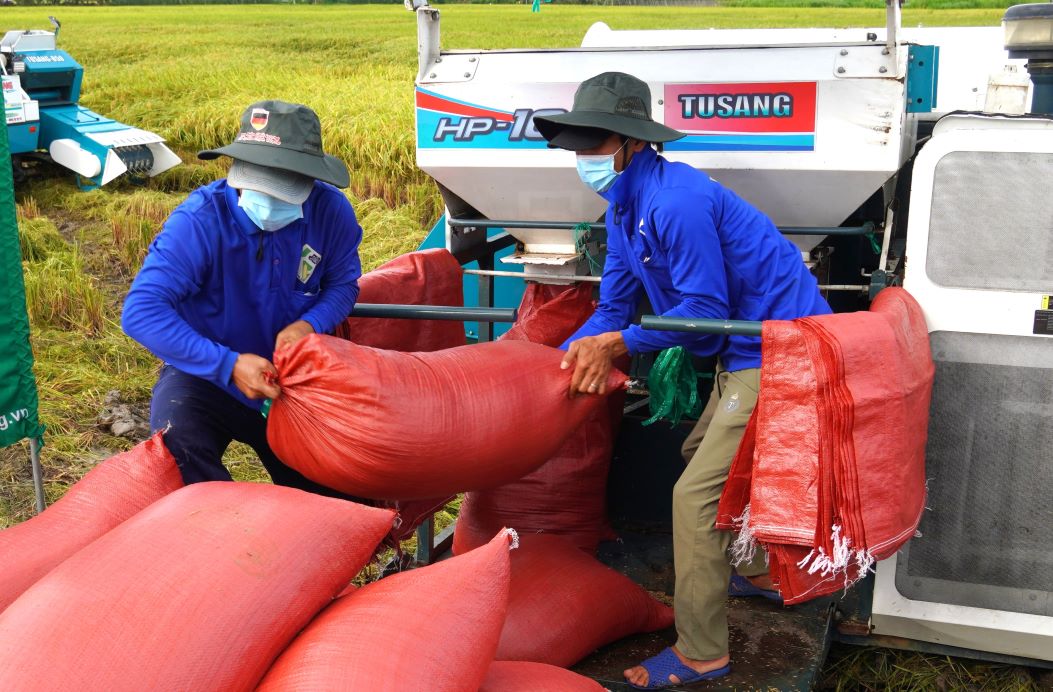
199,100,350,189
535,72,685,151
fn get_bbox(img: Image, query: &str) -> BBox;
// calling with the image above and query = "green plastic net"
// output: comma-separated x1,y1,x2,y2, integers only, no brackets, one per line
642,346,704,426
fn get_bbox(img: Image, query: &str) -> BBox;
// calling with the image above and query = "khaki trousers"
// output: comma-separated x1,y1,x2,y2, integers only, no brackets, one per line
673,366,768,660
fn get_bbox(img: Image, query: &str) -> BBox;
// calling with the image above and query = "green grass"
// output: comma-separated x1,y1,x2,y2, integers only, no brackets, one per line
820,645,1047,691
0,5,1042,688
23,249,106,334
720,0,1016,7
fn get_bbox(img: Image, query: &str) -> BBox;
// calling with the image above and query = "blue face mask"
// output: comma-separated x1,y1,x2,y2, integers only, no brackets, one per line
238,188,304,232
575,140,628,194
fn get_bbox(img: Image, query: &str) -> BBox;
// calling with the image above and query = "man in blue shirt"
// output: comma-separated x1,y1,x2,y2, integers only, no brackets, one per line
122,100,362,495
536,73,830,689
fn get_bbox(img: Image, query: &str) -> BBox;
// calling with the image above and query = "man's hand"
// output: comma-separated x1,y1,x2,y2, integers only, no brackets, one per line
561,332,628,398
275,319,315,352
232,353,281,400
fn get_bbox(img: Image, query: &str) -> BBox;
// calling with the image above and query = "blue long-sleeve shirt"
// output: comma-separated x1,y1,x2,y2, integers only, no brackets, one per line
122,179,362,409
563,146,830,372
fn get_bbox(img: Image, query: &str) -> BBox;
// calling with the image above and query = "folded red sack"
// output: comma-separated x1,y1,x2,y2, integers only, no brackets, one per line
746,319,821,548
268,335,626,501
718,288,933,605
855,288,931,557
332,248,466,352
714,411,757,533
0,433,182,614
331,250,466,544
495,534,673,667
799,288,933,574
767,543,832,606
258,529,515,692
480,661,606,692
0,483,395,690
455,283,620,554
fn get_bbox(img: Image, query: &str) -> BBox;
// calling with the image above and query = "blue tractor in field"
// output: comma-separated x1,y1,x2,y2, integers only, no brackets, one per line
1,18,179,188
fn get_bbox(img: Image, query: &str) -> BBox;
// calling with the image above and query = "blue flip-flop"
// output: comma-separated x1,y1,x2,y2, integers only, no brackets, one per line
728,573,783,603
626,647,731,689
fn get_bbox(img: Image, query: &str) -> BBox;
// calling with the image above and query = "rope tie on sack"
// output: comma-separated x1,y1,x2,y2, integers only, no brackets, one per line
642,346,703,426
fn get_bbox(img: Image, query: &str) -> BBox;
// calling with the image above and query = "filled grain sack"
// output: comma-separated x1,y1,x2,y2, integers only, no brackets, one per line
0,482,394,690
332,248,466,352
268,335,626,500
331,249,467,544
496,534,674,667
0,432,181,613
454,283,621,554
258,529,515,692
480,661,607,692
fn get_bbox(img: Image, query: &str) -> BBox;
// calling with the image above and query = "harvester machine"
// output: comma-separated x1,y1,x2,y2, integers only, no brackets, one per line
398,0,1051,687
1,18,180,188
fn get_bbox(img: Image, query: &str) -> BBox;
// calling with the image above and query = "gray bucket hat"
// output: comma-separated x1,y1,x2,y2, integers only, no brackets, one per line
227,160,314,205
535,72,685,151
199,100,350,189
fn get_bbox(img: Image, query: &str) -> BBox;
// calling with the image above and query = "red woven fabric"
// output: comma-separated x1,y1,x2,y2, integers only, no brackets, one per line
0,483,394,690
495,534,674,667
715,412,757,531
717,288,934,605
332,248,466,352
0,433,181,614
268,335,626,501
258,529,514,692
331,250,466,544
452,405,619,555
454,283,620,555
480,661,606,692
745,320,821,547
499,283,594,346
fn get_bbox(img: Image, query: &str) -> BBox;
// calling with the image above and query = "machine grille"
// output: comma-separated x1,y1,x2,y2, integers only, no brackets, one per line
926,150,1053,292
896,331,1053,617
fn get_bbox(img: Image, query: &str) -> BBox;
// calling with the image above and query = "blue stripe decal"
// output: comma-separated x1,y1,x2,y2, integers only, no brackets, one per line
416,109,548,149
666,134,814,152
416,108,814,152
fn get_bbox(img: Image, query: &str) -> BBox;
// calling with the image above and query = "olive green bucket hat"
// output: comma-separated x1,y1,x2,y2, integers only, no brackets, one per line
199,100,350,189
535,72,685,151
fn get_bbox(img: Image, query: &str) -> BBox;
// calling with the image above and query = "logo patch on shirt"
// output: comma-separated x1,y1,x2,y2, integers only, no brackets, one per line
299,244,321,284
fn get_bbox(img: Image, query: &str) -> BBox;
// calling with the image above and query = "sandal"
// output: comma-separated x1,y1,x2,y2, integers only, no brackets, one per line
728,573,783,604
625,646,731,689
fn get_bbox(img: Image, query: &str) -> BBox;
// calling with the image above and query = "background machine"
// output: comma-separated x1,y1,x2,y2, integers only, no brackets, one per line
2,18,179,189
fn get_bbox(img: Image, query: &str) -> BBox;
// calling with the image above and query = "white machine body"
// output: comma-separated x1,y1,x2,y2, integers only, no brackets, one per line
878,114,1053,661
417,38,912,263
411,2,1051,662
414,6,1023,276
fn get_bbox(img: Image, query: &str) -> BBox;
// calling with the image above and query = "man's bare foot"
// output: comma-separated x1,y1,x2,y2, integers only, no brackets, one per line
623,646,729,688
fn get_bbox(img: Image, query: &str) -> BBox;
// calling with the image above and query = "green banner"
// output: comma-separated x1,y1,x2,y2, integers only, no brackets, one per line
0,118,44,449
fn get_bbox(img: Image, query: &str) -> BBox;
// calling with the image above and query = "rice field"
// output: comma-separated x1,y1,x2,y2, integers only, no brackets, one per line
0,4,1045,689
